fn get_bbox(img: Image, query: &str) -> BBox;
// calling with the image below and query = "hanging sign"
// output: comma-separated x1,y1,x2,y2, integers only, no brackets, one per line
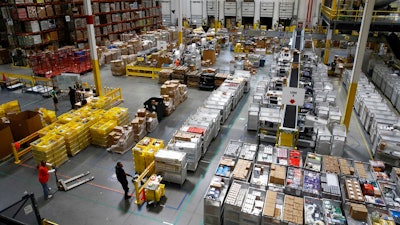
282,87,305,106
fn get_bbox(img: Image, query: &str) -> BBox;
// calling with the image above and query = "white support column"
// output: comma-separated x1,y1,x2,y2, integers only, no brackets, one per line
83,0,102,96
178,0,183,44
342,0,375,131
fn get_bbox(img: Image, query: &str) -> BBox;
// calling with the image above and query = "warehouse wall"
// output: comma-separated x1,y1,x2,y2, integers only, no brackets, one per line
167,0,321,28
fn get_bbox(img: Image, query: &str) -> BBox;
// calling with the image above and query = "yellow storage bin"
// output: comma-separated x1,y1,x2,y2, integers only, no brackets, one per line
57,112,77,124
145,183,165,202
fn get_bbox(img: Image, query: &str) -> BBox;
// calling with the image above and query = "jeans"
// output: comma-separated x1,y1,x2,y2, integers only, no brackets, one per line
41,182,50,199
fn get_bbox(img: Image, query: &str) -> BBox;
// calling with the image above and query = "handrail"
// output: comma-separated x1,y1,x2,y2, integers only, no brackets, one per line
321,6,400,22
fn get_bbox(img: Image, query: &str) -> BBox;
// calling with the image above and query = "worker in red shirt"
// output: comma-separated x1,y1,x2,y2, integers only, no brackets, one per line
38,160,55,200
175,58,180,66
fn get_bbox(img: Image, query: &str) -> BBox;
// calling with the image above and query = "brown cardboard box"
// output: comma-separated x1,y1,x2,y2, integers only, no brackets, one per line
137,108,146,117
0,122,14,160
37,6,46,19
350,203,368,221
8,111,43,141
0,48,11,65
45,5,53,17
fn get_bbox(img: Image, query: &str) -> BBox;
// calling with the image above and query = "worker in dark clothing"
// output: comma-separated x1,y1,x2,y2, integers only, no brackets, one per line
115,162,132,200
68,86,76,109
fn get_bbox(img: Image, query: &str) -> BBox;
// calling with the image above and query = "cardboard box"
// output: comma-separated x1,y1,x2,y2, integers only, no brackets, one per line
0,122,14,160
137,108,146,117
349,203,368,221
8,110,43,140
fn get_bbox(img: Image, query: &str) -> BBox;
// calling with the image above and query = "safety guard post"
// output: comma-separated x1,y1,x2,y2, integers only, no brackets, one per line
11,142,21,164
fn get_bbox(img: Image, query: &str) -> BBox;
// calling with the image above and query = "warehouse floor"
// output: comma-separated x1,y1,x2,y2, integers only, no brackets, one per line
0,46,372,225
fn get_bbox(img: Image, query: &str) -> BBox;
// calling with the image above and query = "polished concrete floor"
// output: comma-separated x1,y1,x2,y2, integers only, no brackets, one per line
0,46,371,225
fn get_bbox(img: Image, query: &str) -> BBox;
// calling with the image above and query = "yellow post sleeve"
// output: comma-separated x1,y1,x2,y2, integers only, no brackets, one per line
323,39,331,64
92,59,102,96
178,31,183,45
342,82,358,131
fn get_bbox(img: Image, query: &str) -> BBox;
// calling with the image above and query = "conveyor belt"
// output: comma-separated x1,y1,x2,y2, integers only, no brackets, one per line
281,30,302,130
289,67,299,88
293,52,300,62
295,37,301,50
283,105,297,128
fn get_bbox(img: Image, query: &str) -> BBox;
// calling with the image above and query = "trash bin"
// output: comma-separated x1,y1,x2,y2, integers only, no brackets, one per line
259,58,266,67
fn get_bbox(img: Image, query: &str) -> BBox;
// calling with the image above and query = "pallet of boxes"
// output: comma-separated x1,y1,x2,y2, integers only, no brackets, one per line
160,80,188,116
106,125,135,154
131,108,159,142
171,66,189,84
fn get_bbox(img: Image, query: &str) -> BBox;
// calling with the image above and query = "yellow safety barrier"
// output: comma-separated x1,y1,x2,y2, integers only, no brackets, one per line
126,65,161,79
134,161,155,206
2,72,35,85
104,87,124,107
12,132,40,164
1,72,54,87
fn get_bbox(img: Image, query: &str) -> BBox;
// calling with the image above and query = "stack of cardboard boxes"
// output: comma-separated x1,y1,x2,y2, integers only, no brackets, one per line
283,195,304,225
355,162,368,179
232,159,252,181
339,158,355,176
160,80,188,115
269,164,286,186
131,109,147,142
263,191,280,219
159,69,173,84
106,125,134,154
345,178,364,202
323,155,340,174
173,131,202,142
171,66,189,83
186,70,201,88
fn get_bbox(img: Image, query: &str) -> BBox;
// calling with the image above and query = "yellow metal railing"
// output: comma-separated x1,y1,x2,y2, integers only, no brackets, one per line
322,6,400,22
104,87,124,106
12,132,40,164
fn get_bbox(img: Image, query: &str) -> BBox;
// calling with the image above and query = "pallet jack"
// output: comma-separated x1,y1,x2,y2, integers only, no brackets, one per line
54,169,94,191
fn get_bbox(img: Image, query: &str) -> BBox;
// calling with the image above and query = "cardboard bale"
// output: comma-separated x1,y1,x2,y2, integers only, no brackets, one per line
110,59,125,76
8,111,43,141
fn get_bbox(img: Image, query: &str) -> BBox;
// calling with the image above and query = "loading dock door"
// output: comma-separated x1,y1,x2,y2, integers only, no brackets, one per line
161,0,171,26
279,2,294,20
191,0,203,26
260,2,274,29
